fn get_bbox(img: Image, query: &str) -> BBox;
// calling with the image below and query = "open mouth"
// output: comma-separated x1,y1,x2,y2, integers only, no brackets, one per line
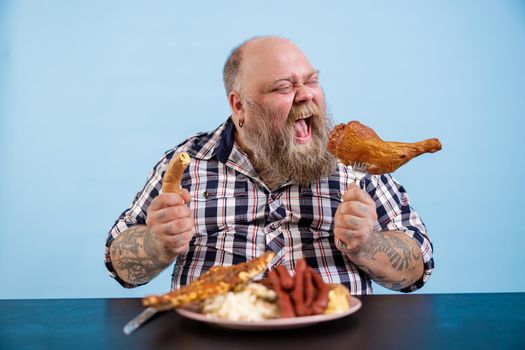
294,116,312,144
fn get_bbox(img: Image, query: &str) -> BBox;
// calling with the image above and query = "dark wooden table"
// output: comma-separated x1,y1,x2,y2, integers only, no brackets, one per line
1,293,524,350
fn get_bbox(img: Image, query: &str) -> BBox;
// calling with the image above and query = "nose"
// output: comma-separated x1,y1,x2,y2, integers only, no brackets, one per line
294,84,314,105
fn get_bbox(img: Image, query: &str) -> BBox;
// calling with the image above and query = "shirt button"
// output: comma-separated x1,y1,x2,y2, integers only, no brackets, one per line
202,191,209,198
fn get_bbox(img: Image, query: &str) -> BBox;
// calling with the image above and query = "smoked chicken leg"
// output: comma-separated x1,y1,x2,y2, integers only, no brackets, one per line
327,121,442,174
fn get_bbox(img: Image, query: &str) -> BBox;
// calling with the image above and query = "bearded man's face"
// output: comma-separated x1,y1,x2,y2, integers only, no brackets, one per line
241,98,337,187
230,38,337,187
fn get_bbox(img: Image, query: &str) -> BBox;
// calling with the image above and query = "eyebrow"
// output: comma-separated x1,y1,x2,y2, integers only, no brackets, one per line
305,70,320,80
271,70,320,85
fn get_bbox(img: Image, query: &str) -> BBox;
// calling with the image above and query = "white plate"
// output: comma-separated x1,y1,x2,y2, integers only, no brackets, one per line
176,296,362,330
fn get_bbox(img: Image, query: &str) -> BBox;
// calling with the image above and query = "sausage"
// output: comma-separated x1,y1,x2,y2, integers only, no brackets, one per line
268,269,295,318
275,266,294,291
310,269,329,315
162,152,191,194
291,259,307,316
303,268,315,315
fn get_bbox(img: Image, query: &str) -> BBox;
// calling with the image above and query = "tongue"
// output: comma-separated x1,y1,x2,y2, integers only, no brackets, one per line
294,119,311,143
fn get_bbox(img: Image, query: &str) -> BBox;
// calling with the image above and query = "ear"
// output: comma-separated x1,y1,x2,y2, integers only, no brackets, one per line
229,91,245,121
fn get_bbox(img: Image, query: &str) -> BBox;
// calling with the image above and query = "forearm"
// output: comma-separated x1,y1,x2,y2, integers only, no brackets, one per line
346,230,424,290
109,225,176,285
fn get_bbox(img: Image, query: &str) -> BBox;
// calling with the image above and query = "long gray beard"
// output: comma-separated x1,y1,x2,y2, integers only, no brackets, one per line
241,101,338,189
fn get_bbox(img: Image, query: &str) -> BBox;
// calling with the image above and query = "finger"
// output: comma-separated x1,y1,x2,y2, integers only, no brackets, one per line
149,193,187,211
334,227,364,251
334,212,365,236
337,238,358,252
164,230,194,249
165,242,190,256
179,188,191,204
342,183,374,205
148,205,191,225
163,217,194,235
334,218,370,242
342,183,360,202
334,229,354,249
337,201,372,218
333,226,355,246
336,213,363,230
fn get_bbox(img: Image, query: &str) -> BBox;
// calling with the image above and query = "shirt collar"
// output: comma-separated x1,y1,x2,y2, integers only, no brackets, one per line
185,117,294,192
216,118,261,181
215,116,235,163
182,117,234,162
187,116,264,181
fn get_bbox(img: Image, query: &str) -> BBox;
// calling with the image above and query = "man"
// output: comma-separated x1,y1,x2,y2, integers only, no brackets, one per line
105,36,433,294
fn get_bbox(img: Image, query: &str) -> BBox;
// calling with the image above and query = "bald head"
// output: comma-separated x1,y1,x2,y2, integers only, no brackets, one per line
222,36,308,96
222,36,333,187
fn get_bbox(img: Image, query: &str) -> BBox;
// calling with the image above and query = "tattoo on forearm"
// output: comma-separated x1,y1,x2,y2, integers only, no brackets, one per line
351,231,422,290
355,262,410,290
110,226,173,284
360,232,420,271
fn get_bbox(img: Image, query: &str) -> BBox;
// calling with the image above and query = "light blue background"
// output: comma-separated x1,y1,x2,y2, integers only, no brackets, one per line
1,0,524,299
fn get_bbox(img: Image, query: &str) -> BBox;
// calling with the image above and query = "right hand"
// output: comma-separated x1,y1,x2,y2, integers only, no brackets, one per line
146,189,194,257
334,182,377,255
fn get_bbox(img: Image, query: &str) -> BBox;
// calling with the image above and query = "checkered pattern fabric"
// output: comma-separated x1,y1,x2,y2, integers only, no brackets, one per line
105,118,434,294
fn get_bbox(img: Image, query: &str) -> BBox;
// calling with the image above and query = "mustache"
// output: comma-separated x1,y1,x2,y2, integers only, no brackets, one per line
288,103,321,122
240,98,337,187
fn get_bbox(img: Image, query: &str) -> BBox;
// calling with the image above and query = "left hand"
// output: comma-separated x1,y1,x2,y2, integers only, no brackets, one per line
334,182,378,254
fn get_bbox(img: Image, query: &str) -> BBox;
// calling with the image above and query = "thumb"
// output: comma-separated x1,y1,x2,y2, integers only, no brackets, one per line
342,182,359,201
180,188,191,204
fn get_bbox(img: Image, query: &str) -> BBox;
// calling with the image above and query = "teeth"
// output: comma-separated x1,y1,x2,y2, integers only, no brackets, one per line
296,115,311,121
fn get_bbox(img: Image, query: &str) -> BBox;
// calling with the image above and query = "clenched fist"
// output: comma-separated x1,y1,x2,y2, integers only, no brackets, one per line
334,182,378,254
146,189,194,257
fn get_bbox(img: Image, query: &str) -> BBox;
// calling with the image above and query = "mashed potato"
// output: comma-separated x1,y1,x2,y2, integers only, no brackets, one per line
200,282,279,321
200,282,350,321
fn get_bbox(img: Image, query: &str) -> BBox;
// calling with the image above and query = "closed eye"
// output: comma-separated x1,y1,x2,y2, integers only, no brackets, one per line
272,84,293,93
306,78,319,86
306,72,320,86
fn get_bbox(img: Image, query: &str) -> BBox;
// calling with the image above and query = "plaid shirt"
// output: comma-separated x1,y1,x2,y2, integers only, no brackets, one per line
105,118,434,294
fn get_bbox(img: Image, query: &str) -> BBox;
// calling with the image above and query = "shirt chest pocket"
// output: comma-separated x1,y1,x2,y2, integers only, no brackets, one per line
189,186,250,236
297,189,342,234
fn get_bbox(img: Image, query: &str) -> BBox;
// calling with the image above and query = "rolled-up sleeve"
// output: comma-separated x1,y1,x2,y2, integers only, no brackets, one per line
104,153,170,288
365,173,434,292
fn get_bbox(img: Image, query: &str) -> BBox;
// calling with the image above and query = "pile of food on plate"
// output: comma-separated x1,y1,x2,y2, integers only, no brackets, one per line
142,252,351,321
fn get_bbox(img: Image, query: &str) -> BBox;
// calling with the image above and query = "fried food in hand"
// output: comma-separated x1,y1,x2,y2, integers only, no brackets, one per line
328,121,442,174
162,152,191,194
